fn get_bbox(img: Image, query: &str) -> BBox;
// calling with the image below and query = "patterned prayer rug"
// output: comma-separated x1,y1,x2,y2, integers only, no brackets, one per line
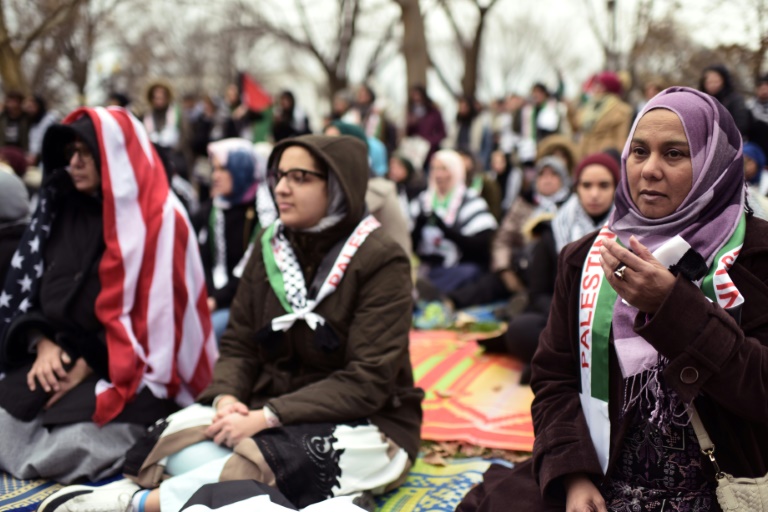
0,473,61,512
376,458,501,512
411,330,534,451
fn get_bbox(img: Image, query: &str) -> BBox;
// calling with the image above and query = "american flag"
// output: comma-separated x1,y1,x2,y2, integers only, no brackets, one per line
0,107,218,425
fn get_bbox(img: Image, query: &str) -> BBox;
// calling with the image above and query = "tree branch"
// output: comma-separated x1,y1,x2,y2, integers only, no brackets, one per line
18,0,84,56
428,52,459,98
334,0,360,79
293,0,329,69
579,0,608,50
436,0,468,49
363,17,398,79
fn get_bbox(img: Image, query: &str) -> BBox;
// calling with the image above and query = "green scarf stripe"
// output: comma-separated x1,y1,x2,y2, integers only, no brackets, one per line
432,191,453,211
260,223,292,314
591,277,617,402
701,213,746,301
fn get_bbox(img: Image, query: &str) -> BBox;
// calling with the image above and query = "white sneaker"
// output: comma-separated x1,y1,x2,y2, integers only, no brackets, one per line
37,478,140,512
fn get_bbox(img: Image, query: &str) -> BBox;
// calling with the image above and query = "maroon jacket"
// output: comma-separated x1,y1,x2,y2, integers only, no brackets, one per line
530,214,768,500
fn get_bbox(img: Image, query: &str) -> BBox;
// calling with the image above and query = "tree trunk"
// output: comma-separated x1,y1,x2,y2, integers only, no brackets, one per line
0,6,28,93
326,71,349,111
396,0,428,90
462,9,489,100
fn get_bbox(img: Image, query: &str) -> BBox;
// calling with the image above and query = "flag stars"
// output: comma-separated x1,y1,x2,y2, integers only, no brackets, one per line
34,262,44,278
28,236,40,254
0,291,11,308
18,298,30,313
18,274,32,293
11,252,23,269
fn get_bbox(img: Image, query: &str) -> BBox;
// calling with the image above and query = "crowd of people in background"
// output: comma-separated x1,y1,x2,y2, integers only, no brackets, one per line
3,64,768,374
1,62,768,511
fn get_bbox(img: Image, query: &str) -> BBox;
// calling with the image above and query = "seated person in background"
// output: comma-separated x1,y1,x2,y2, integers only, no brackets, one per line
193,138,260,341
0,107,216,484
41,135,423,512
487,149,523,213
459,148,503,221
432,155,571,313
481,153,619,382
0,169,29,285
411,149,498,296
488,156,571,302
743,141,768,219
388,153,425,231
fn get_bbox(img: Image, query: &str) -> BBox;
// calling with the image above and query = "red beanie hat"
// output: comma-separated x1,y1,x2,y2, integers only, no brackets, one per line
596,71,623,95
574,152,621,186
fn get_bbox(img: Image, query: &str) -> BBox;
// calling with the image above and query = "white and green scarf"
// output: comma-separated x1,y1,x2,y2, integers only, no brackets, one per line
579,214,746,474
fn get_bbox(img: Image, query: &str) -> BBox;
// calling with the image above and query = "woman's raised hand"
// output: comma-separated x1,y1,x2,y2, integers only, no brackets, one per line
565,473,607,512
599,235,676,314
27,338,71,393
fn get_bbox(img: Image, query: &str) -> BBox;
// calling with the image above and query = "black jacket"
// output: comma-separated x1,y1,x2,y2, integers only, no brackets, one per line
193,200,258,310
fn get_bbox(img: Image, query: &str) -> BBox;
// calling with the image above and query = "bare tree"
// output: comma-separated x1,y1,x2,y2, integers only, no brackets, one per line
231,0,400,106
432,0,501,99
706,0,768,81
393,0,429,90
0,0,84,93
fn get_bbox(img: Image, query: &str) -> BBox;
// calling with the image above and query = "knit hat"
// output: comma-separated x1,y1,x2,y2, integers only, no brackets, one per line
327,121,368,148
595,71,623,95
574,152,621,186
536,155,571,189
0,146,28,177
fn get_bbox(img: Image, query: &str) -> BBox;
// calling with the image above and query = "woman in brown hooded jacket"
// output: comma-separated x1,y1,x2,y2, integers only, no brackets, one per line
41,135,423,512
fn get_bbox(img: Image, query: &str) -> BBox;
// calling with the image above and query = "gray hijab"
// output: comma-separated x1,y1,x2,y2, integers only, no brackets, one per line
0,171,30,230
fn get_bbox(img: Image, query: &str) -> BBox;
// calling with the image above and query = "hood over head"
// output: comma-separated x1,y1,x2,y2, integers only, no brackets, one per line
41,114,102,175
699,64,735,98
267,134,369,236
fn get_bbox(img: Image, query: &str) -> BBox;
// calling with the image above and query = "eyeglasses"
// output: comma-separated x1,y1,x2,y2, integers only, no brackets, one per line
267,168,326,190
65,143,94,162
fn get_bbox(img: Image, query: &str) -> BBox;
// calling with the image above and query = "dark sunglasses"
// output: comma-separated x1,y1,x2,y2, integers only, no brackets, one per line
64,143,94,162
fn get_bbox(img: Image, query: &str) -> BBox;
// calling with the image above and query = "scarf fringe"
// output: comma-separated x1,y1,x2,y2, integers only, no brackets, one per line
621,355,691,432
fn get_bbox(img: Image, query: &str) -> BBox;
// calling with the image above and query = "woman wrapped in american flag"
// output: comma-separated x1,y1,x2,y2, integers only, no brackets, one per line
0,107,218,484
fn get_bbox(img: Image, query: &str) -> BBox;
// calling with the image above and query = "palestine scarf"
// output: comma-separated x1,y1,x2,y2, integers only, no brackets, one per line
261,215,380,335
1,107,218,425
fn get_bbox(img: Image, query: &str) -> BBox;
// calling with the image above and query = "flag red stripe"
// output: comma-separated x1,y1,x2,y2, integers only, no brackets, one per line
168,209,190,398
190,284,214,394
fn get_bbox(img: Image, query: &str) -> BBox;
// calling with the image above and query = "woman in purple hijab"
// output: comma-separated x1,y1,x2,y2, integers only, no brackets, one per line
457,86,768,512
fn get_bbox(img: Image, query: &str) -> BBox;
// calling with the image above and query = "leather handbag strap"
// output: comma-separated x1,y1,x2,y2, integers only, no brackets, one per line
688,405,715,452
688,404,726,479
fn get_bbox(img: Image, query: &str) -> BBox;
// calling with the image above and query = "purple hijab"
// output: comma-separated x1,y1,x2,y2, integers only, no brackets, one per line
610,86,745,257
607,86,746,423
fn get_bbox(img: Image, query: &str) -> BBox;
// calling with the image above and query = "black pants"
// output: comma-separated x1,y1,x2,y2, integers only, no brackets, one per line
447,272,510,310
